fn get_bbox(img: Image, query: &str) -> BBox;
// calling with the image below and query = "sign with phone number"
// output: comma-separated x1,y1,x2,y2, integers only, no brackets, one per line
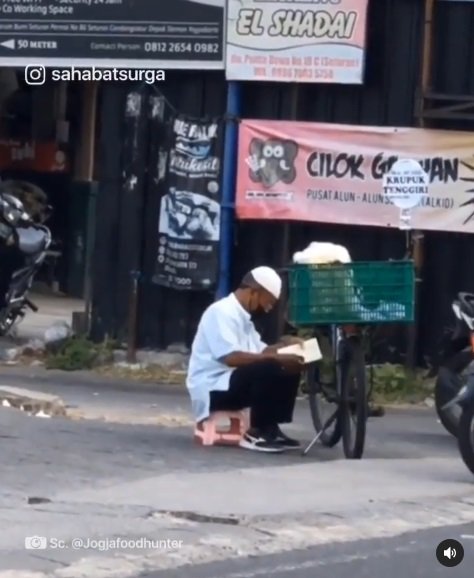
0,0,224,69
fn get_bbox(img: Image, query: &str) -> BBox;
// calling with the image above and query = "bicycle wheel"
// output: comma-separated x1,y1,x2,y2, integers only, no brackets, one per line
340,335,367,459
458,402,474,475
306,363,342,447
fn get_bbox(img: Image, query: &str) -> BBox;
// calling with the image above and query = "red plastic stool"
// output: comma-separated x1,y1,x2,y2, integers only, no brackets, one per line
194,410,250,446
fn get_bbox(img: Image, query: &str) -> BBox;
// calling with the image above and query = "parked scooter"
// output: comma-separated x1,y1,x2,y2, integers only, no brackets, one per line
443,378,474,475
433,293,474,436
0,192,51,335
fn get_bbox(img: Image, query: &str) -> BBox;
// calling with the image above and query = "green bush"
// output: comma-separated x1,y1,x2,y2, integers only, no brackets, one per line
297,329,431,402
368,363,432,403
45,336,117,371
299,360,432,404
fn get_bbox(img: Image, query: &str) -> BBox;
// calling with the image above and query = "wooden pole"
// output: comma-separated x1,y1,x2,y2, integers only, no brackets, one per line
75,82,98,180
77,82,98,331
420,0,435,99
54,81,68,143
406,0,435,369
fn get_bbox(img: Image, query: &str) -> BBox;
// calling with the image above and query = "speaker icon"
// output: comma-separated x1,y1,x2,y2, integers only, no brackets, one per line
444,547,456,559
437,539,464,567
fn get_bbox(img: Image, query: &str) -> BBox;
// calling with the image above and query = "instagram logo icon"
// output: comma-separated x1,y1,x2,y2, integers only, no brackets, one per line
25,65,46,85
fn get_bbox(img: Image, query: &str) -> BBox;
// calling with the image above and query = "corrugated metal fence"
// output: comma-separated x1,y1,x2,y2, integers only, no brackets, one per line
91,0,474,364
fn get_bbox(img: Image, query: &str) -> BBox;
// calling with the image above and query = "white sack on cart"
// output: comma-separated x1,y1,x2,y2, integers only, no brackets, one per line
292,242,351,264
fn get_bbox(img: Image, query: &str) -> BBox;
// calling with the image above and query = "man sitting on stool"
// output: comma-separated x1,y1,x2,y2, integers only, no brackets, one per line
187,266,304,453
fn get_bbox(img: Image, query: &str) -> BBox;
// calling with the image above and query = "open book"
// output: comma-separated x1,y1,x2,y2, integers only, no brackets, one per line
277,338,322,364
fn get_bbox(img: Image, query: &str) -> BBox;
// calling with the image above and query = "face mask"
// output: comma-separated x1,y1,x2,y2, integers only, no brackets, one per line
250,306,267,322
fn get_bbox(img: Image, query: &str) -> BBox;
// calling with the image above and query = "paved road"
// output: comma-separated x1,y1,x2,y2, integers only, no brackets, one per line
0,368,473,577
0,365,461,461
142,522,474,578
1,402,461,514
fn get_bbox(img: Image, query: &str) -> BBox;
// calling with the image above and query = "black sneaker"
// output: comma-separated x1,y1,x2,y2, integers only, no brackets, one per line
268,425,301,450
239,431,284,453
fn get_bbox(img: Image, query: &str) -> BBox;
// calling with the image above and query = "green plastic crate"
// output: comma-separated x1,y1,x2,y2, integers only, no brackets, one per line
288,260,415,326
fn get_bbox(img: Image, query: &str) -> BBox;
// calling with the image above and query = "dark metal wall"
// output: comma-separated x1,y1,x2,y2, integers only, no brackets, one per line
433,1,474,98
91,0,474,362
91,75,227,347
418,0,474,360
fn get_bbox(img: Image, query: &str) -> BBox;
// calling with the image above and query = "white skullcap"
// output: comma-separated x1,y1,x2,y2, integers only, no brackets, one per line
250,266,282,299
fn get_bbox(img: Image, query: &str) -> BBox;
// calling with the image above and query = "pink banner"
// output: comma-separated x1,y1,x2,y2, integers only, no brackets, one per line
235,120,474,233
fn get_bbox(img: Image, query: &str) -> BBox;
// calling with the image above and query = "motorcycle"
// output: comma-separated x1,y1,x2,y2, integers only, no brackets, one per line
443,377,474,475
433,293,474,436
0,192,51,335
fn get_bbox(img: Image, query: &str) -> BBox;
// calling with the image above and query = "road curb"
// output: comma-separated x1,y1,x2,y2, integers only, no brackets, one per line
0,385,66,417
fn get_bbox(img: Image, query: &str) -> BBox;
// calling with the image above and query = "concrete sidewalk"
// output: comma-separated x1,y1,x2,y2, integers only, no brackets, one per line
13,293,83,341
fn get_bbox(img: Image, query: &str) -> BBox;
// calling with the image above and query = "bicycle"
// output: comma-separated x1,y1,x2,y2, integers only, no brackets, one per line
286,260,416,460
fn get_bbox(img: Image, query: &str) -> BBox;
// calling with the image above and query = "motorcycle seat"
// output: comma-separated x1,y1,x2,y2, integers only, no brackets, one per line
457,292,474,318
17,227,47,255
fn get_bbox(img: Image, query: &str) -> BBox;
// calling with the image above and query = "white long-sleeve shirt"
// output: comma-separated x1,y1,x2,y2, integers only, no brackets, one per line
186,293,267,422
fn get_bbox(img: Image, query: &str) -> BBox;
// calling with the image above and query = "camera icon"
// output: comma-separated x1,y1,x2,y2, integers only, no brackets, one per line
24,65,46,85
25,536,47,549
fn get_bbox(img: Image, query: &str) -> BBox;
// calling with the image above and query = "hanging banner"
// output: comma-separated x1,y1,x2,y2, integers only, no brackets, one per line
226,0,369,83
235,120,474,233
155,116,223,290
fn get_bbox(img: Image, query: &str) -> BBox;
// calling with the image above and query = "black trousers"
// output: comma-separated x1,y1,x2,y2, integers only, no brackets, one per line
209,360,300,431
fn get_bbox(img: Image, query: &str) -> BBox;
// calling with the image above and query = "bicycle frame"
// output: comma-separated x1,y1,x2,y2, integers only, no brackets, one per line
302,323,363,456
302,324,343,456
333,325,343,395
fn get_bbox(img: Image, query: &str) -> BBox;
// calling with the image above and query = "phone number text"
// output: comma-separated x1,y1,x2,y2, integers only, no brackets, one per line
144,42,219,54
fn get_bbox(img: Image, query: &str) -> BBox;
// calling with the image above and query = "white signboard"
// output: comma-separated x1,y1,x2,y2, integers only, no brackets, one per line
225,0,369,83
383,159,429,229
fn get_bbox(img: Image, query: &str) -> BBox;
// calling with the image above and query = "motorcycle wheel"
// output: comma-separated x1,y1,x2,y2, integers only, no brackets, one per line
458,403,474,475
435,349,474,437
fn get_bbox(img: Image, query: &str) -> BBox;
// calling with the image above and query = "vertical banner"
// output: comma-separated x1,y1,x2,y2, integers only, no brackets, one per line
226,0,369,83
154,115,223,290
